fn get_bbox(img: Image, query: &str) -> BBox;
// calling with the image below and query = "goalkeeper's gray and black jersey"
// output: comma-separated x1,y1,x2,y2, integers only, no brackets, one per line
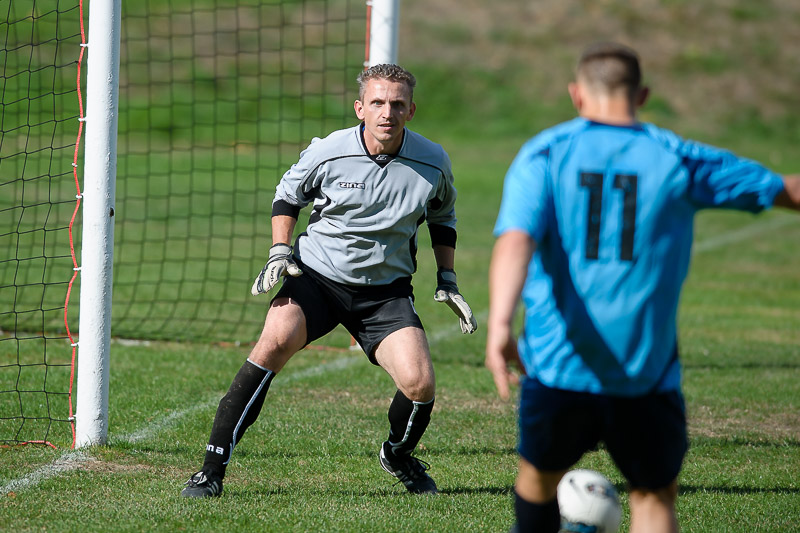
272,124,457,286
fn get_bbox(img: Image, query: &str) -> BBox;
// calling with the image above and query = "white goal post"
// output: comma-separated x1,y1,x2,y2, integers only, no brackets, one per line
367,0,400,66
75,0,122,448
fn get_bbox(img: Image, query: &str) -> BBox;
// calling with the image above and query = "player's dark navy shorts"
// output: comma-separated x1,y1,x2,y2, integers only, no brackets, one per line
272,259,423,363
518,377,688,490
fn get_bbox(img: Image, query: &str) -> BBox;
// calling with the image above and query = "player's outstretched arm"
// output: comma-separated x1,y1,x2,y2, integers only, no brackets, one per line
774,175,800,211
486,230,534,400
250,215,302,295
432,244,478,334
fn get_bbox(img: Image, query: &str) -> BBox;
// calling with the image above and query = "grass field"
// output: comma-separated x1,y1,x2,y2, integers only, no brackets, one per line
2,136,799,532
3,0,800,531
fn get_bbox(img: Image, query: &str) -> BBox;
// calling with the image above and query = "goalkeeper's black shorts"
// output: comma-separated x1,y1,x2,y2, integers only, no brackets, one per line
272,259,424,363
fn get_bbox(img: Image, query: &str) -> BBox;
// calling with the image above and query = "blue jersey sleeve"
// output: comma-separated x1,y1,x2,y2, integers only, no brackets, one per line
494,140,551,241
680,140,785,212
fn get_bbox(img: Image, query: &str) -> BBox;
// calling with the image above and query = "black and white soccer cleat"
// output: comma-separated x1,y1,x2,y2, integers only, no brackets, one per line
379,445,438,495
181,470,223,498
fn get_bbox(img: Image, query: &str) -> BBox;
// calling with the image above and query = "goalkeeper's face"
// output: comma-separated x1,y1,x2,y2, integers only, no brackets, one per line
355,78,416,155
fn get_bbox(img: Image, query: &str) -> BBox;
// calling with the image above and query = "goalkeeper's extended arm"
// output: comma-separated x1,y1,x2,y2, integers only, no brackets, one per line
434,267,478,334
250,214,302,295
250,243,302,295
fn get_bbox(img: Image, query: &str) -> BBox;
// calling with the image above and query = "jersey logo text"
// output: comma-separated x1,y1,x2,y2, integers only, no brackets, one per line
338,182,366,189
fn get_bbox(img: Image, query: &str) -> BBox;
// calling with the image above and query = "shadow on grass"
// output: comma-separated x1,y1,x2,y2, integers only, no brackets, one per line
679,484,800,496
440,486,513,496
208,445,519,460
421,446,518,457
230,484,513,498
690,436,800,448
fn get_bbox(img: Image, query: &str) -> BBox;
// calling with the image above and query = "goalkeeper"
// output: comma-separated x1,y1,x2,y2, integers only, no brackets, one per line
181,64,477,498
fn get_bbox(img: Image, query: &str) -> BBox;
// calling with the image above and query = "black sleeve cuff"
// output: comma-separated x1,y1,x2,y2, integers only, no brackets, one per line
428,224,457,248
272,200,301,219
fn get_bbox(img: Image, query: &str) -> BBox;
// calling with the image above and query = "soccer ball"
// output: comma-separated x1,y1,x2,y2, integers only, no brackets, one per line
557,469,622,533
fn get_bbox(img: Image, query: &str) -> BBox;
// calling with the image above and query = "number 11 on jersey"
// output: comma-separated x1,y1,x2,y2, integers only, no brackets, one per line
580,171,638,261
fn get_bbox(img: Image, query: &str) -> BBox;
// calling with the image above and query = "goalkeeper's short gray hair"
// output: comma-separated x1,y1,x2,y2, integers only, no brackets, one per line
356,64,416,101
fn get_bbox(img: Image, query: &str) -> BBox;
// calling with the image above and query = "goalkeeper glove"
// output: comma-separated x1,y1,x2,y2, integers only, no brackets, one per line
434,268,478,334
250,243,302,296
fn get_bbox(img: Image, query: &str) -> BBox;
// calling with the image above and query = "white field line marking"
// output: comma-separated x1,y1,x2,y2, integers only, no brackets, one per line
0,451,91,496
116,355,364,444
693,214,795,254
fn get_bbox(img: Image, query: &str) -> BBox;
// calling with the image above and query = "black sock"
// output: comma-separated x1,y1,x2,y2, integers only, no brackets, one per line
514,489,560,533
202,360,275,478
384,390,434,458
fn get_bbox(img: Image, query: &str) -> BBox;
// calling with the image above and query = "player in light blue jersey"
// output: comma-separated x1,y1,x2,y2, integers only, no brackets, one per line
486,42,800,533
181,64,477,499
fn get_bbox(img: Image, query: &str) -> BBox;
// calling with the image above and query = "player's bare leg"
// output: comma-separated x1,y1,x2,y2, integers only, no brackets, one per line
374,326,438,494
374,326,435,403
248,297,308,370
629,482,679,533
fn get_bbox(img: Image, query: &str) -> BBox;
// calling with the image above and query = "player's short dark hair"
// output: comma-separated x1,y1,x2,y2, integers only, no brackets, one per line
577,42,642,97
356,64,416,101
